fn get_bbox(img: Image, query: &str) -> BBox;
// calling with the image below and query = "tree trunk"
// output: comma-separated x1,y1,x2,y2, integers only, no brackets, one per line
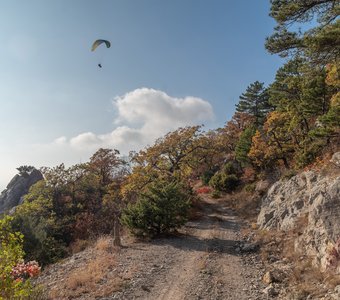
281,156,289,169
113,214,121,247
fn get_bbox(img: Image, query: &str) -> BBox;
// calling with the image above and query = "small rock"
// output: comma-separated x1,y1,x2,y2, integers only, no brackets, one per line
263,284,278,297
263,269,286,285
271,268,286,283
141,285,150,292
242,243,259,253
263,271,273,284
334,285,340,294
330,152,340,167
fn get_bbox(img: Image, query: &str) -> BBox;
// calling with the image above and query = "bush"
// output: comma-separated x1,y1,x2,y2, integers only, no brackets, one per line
196,186,212,194
121,179,191,237
11,203,68,266
281,169,297,180
295,140,326,168
223,161,238,175
200,170,216,186
244,183,256,192
209,173,239,192
0,216,39,299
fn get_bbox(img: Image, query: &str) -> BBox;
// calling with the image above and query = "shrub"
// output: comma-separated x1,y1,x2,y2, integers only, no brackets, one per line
223,161,238,175
295,140,326,168
200,170,216,186
209,173,239,192
196,186,212,194
244,183,256,192
281,169,297,180
0,216,40,299
122,179,191,237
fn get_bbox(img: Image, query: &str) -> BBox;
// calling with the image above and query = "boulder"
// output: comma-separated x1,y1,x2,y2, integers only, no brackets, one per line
0,168,43,214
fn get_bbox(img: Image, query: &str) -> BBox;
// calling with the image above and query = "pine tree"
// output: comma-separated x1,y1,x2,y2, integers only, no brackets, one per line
235,81,271,126
235,126,256,166
266,0,339,63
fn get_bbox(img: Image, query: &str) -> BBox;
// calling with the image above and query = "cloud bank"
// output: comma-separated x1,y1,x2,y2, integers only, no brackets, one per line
57,88,214,154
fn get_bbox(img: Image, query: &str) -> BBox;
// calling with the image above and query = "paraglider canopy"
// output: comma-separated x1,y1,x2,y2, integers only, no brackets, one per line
91,39,111,52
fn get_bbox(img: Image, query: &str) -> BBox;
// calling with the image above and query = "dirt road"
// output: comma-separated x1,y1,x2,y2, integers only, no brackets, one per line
111,195,266,300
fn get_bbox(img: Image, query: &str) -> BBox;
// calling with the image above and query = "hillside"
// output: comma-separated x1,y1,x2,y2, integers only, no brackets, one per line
1,1,339,299
32,158,340,299
34,191,267,300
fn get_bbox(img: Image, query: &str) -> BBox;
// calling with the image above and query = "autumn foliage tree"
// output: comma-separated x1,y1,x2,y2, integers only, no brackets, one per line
249,111,295,169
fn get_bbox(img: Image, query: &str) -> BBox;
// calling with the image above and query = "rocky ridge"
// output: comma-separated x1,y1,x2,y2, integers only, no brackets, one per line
0,168,43,214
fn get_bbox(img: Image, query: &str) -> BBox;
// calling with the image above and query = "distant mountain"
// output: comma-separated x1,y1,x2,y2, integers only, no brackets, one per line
0,168,43,214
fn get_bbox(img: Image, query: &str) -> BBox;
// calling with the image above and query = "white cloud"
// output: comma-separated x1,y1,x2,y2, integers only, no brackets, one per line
70,132,100,150
0,88,214,190
54,136,67,145
66,88,214,154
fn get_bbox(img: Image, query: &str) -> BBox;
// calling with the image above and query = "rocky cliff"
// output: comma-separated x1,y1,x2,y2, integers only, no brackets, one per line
0,168,43,214
257,153,340,272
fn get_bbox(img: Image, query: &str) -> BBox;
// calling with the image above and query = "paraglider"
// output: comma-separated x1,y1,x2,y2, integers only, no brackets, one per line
91,39,111,68
91,39,111,52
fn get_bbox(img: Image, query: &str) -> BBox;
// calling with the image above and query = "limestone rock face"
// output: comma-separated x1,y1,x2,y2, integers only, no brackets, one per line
257,157,340,271
0,168,43,214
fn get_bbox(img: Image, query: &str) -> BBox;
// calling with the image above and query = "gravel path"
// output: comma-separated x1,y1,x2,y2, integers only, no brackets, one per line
111,196,266,300
36,194,267,299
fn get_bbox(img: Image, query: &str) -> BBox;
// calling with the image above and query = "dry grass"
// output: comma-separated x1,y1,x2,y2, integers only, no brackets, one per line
46,239,125,299
63,253,121,298
95,235,112,252
69,239,91,254
224,190,262,221
254,214,339,298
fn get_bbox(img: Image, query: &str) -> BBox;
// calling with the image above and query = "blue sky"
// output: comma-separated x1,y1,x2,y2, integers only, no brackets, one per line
0,0,282,190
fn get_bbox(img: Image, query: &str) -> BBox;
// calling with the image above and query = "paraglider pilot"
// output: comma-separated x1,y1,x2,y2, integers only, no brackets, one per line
91,39,111,69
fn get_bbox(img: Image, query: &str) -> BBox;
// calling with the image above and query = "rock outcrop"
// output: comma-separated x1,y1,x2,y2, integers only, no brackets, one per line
0,168,43,214
257,154,340,271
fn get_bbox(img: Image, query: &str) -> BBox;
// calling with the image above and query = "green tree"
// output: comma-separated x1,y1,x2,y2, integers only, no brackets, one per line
0,216,32,299
16,165,35,177
208,161,240,193
236,81,272,126
218,112,255,154
269,57,335,140
122,179,191,237
11,181,68,265
266,0,339,63
235,126,256,166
